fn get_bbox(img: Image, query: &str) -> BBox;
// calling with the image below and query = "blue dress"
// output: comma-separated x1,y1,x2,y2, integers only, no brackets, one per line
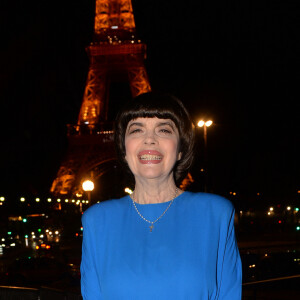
81,192,242,299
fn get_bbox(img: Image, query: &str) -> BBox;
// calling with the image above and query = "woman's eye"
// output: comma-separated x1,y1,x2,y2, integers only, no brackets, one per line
129,128,142,134
159,128,172,134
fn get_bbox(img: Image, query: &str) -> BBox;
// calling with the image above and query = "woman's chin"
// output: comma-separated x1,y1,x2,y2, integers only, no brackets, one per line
134,169,170,181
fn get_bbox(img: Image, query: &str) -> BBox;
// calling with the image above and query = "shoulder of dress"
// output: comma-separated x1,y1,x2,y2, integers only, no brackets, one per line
82,196,128,223
183,191,234,213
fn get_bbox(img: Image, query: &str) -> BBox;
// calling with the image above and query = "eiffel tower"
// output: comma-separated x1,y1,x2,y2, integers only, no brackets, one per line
51,0,151,198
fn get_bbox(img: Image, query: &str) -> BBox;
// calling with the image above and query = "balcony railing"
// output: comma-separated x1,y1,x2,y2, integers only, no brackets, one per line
242,274,300,300
0,285,82,300
2,275,300,300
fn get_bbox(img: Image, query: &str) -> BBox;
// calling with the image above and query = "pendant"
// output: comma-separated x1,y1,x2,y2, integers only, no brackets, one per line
149,224,154,232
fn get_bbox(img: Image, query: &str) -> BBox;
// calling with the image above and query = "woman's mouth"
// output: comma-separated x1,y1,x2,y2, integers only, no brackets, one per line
138,151,163,164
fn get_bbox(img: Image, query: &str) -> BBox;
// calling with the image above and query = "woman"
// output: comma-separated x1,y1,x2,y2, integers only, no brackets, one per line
80,92,242,299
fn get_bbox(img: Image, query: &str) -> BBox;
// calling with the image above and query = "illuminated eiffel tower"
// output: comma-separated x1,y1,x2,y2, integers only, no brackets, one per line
51,0,151,197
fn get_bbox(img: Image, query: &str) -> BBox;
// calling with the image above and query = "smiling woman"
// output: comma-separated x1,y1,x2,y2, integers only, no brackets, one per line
114,92,195,186
80,92,242,299
124,117,181,190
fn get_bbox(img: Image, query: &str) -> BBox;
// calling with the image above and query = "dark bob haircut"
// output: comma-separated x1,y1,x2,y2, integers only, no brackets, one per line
114,91,195,185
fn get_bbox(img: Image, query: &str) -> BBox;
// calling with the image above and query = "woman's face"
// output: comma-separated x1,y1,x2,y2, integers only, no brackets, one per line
124,117,181,182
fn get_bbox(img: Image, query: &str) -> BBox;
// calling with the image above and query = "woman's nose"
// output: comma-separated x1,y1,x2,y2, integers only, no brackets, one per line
144,131,157,144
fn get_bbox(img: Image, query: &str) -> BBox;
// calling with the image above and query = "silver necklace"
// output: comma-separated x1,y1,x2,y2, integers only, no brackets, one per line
130,188,178,232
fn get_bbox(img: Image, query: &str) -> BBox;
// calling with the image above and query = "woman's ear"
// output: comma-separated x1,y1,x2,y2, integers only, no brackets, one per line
177,152,182,161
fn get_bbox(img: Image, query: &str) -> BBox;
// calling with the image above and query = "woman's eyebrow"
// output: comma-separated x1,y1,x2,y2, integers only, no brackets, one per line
127,122,143,130
157,121,175,129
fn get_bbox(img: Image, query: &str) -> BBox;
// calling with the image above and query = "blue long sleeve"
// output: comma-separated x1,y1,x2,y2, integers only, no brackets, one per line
217,209,242,299
81,212,102,299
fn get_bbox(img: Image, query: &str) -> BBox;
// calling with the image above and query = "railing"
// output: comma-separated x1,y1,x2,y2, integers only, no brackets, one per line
242,274,300,300
0,286,82,300
1,275,299,300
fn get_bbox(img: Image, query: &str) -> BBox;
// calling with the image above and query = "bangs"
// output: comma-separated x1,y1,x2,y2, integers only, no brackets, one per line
121,109,181,130
119,95,184,131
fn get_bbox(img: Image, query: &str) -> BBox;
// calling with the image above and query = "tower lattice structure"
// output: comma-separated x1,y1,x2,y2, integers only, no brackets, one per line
51,0,151,197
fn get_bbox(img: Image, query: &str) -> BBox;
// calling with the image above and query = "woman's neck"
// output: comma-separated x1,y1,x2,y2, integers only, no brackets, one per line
133,179,181,204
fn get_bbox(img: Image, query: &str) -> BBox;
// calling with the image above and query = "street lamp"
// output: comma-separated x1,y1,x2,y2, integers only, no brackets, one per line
82,179,94,208
197,120,213,149
197,120,213,192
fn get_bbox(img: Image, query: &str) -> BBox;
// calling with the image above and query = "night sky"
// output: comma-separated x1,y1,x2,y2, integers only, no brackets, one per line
0,0,299,205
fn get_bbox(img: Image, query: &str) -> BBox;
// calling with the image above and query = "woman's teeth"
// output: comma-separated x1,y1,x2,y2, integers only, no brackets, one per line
140,154,162,160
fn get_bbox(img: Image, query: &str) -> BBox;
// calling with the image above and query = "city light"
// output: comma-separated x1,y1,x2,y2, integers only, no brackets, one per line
198,120,205,127
82,180,94,206
267,206,274,216
125,187,133,194
82,180,94,192
197,120,213,127
205,120,213,127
